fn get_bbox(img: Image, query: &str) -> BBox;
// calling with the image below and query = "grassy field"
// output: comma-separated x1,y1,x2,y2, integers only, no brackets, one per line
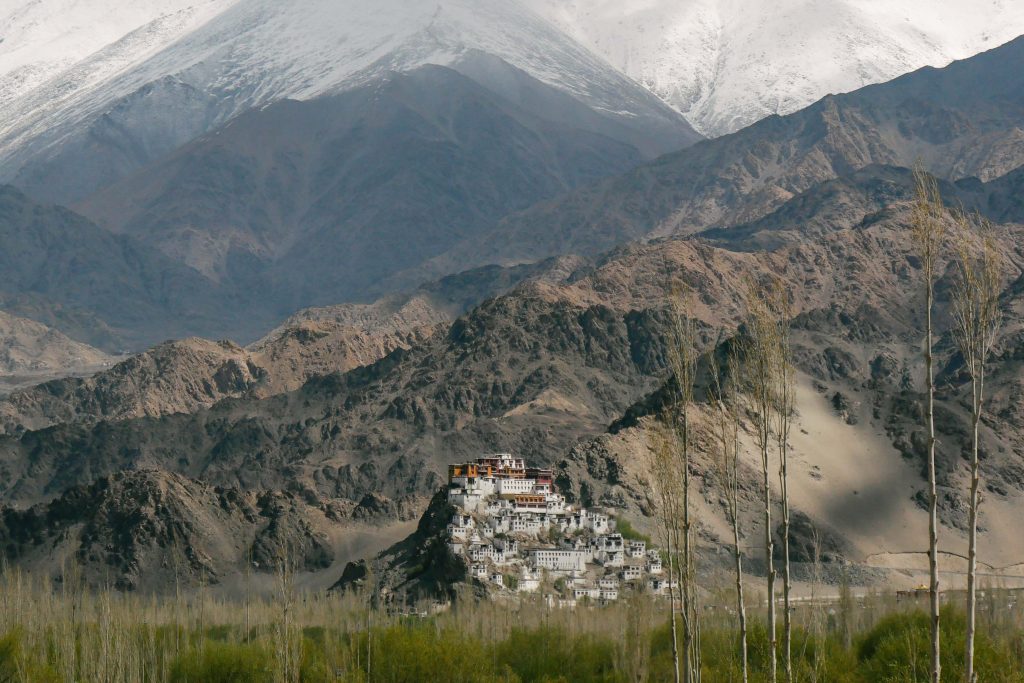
0,568,1022,682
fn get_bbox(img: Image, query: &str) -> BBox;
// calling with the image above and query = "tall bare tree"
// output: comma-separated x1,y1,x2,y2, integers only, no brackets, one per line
666,289,701,683
951,212,1002,683
651,424,683,683
743,277,781,683
710,341,748,683
911,164,946,683
772,290,796,683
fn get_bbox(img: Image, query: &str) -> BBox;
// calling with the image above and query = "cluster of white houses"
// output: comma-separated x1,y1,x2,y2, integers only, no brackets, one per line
446,454,673,604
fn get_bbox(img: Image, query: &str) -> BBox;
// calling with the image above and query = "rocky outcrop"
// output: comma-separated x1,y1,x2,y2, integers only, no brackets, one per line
0,469,358,591
0,296,449,434
335,489,466,601
0,310,112,391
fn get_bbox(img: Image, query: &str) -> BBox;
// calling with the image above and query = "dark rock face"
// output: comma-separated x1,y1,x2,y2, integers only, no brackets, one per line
778,512,850,564
0,470,342,591
345,489,467,601
0,294,666,513
71,63,671,321
330,559,369,593
0,186,247,349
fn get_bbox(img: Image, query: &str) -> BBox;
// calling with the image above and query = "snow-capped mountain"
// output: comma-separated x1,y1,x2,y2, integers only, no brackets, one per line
524,0,1024,136
0,0,695,203
4,0,1021,179
0,0,234,105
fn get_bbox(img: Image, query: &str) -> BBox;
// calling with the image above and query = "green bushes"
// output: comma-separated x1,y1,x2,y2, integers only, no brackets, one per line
0,630,57,683
494,626,623,683
349,625,497,682
333,623,624,682
856,608,1024,683
675,621,857,683
169,641,275,683
613,518,651,545
648,607,1024,683
0,572,1022,683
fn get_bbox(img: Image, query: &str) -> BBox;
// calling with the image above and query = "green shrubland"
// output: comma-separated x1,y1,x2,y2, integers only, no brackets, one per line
0,569,1021,682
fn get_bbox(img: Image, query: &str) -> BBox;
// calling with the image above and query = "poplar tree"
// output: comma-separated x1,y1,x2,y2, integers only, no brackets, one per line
911,164,946,683
743,277,781,683
651,424,682,683
711,342,748,683
773,289,795,683
951,212,1002,683
667,289,701,683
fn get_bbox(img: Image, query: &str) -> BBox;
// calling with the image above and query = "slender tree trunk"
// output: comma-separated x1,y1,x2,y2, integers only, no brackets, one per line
653,423,683,683
964,369,984,683
681,407,700,683
761,401,777,683
692,553,702,683
733,511,749,683
777,352,793,683
666,494,682,683
926,282,941,683
366,596,372,682
714,344,748,683
666,293,699,683
677,515,691,683
731,479,749,683
950,210,1002,683
780,440,792,683
681,427,692,683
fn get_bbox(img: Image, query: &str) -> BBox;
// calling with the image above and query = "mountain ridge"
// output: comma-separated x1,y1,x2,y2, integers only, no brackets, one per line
411,35,1024,275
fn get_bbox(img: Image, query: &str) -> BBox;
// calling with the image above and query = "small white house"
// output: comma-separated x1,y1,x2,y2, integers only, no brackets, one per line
574,586,600,601
447,514,475,540
649,578,679,596
621,566,643,582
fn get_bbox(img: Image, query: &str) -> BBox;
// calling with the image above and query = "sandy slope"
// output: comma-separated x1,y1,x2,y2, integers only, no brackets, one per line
762,375,1024,589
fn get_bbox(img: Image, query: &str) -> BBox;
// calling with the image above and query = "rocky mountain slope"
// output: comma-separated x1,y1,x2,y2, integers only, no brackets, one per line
0,310,113,395
0,295,447,435
1,8,1022,595
0,185,256,349
6,8,1019,352
0,254,583,436
525,0,1024,136
73,60,671,305
417,36,1024,275
361,190,1024,596
0,253,589,436
0,56,695,345
4,168,1024,592
0,468,421,591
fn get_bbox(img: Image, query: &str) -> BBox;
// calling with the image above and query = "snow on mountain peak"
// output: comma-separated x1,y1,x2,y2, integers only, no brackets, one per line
0,0,685,165
524,0,1024,136
0,0,237,104
2,0,1021,168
